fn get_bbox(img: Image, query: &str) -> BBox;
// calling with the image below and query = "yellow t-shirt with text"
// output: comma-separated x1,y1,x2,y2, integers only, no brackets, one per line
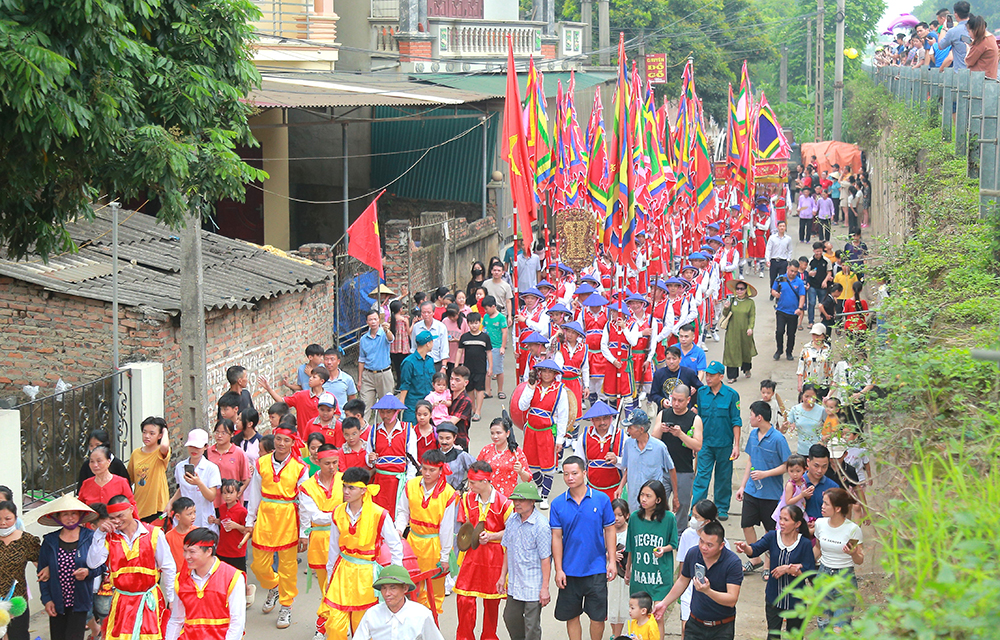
127,446,171,519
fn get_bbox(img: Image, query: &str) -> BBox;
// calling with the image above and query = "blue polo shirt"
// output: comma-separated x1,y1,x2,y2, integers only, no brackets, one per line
679,344,707,372
804,473,839,519
322,370,358,410
772,275,805,315
695,384,742,448
549,488,615,577
744,426,791,501
681,546,743,622
358,327,391,371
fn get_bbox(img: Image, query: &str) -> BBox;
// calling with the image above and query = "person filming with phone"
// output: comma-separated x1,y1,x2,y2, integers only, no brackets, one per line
651,519,743,639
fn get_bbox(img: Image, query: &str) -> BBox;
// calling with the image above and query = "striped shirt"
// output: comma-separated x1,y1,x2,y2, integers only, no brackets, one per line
501,508,552,601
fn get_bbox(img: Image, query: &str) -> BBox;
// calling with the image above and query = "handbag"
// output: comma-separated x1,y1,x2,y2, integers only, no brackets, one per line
718,305,732,330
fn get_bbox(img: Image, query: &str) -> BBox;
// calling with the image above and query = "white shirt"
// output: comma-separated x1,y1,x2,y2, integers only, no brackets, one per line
394,480,457,563
326,502,404,579
174,457,222,532
764,233,794,263
299,474,337,534
87,525,176,604
353,598,444,640
660,296,697,340
410,319,449,363
516,381,570,442
600,318,639,363
814,518,863,569
165,560,246,640
245,453,308,532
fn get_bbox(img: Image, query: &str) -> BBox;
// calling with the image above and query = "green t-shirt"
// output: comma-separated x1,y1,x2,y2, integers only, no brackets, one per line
481,311,508,349
625,510,678,600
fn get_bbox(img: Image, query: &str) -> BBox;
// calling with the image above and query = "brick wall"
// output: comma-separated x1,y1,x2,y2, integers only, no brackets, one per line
0,277,335,447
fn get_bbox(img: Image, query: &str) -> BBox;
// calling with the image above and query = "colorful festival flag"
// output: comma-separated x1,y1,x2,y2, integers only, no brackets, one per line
503,40,538,255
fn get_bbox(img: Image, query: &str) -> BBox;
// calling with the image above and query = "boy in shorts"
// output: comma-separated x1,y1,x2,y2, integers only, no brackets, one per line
480,296,509,400
458,312,493,421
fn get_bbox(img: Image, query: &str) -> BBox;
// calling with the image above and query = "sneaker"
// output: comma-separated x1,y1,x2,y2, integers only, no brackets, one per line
773,351,781,361
314,633,326,640
712,330,720,342
246,584,257,609
540,499,550,510
745,370,752,379
277,606,292,629
262,588,279,614
786,354,794,361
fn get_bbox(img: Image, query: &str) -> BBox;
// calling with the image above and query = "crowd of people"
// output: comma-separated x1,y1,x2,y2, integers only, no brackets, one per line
875,2,999,80
0,197,881,640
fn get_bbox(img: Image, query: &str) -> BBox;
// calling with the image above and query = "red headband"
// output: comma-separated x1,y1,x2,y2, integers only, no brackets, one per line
316,449,338,460
187,540,216,548
107,502,132,514
426,460,452,477
273,428,304,460
467,469,490,482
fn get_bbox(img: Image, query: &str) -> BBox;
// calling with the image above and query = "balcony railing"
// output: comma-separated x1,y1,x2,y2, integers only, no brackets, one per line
370,18,400,53
433,19,544,58
254,0,339,43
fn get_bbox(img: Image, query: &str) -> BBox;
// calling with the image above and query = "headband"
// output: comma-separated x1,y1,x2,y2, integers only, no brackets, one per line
345,481,381,500
425,460,453,477
467,469,490,482
316,449,339,460
273,428,304,460
187,540,216,548
107,502,132,514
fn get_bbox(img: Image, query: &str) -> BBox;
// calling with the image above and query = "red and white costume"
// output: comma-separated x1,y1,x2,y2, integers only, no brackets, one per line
167,558,245,640
600,315,639,398
576,425,625,500
454,489,513,640
367,419,417,519
584,307,608,395
515,302,549,379
554,340,589,424
516,381,569,475
718,246,741,288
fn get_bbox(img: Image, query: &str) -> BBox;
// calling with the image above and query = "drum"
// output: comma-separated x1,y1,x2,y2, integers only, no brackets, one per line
509,381,529,429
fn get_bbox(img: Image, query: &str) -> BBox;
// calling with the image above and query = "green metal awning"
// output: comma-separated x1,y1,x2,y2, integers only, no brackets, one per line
412,71,616,99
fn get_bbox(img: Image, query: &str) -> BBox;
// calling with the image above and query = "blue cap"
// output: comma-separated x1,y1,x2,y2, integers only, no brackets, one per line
706,222,721,229
700,245,714,253
580,274,600,284
624,408,651,426
680,264,700,277
707,235,724,244
705,361,725,375
607,301,628,313
521,287,544,299
561,321,585,336
653,279,669,292
536,280,555,290
533,358,563,373
583,293,609,307
372,394,407,411
574,283,596,296
415,330,435,345
687,252,705,261
582,400,618,419
522,331,549,345
557,262,575,274
547,303,572,316
625,293,649,305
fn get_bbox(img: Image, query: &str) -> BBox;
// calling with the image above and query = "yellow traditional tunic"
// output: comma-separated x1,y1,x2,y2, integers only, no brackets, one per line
252,453,307,552
299,472,344,572
322,500,391,612
398,477,456,613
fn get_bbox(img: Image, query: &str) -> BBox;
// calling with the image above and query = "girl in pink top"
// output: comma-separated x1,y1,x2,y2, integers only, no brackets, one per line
206,419,251,507
425,372,452,425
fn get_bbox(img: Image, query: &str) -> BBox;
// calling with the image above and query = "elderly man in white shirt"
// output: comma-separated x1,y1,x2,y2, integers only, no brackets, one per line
410,301,450,370
764,220,794,299
353,565,444,640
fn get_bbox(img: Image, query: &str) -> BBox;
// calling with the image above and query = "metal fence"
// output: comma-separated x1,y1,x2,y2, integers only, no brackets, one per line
868,65,1000,218
332,246,378,371
16,370,134,506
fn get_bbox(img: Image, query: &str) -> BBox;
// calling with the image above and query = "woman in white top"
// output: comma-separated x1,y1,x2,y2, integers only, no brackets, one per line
784,384,826,455
813,487,864,631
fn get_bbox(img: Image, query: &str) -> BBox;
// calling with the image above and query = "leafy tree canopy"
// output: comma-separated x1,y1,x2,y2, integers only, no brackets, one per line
0,0,266,260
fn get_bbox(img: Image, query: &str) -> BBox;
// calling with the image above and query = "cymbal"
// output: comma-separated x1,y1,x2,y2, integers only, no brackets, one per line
456,523,476,552
471,521,486,550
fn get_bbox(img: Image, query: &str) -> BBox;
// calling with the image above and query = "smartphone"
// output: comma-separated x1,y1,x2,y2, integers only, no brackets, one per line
184,464,196,476
695,563,706,582
847,538,860,549
947,16,953,27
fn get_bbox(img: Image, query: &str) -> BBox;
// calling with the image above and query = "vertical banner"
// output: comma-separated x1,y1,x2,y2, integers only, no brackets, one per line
645,54,666,84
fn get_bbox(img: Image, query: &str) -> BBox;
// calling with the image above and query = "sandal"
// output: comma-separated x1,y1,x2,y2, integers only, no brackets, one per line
472,413,481,421
498,392,507,400
483,393,493,399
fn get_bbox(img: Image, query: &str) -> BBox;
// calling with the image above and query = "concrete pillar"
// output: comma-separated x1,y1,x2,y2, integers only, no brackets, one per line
254,109,290,250
180,212,207,439
123,362,165,451
0,410,22,509
598,0,610,66
581,0,592,54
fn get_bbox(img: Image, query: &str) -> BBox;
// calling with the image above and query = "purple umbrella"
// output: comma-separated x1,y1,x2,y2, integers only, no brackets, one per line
887,13,919,30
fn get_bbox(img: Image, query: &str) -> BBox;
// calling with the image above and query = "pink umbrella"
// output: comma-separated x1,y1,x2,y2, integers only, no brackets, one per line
887,13,919,30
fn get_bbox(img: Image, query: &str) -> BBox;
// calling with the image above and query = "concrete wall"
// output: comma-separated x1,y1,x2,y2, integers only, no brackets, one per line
868,133,912,249
253,108,292,249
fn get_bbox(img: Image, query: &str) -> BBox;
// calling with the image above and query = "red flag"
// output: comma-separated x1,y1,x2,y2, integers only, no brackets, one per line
348,191,385,279
503,38,537,255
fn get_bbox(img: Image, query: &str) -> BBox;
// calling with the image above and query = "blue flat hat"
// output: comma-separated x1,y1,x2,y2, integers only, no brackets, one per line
521,287,544,299
583,293,609,307
372,394,407,411
522,331,549,344
582,400,618,419
707,222,720,229
701,245,714,253
664,276,691,289
680,265,700,277
607,301,628,313
557,262,575,274
689,252,707,261
708,235,724,244
574,283,596,296
625,293,649,305
653,279,670,292
547,303,572,315
580,274,600,284
536,280,555,290
561,320,585,336
533,358,563,372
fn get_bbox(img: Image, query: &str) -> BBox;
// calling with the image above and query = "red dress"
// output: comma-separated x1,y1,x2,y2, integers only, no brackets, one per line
843,298,869,332
104,523,169,640
630,315,653,385
603,321,633,397
583,426,625,500
174,559,242,640
454,490,513,598
413,425,438,462
584,309,608,379
524,383,563,473
368,422,411,518
477,444,529,497
558,341,588,422
78,475,137,518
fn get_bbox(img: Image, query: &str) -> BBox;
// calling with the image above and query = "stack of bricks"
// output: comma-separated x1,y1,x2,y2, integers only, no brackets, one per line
292,243,335,268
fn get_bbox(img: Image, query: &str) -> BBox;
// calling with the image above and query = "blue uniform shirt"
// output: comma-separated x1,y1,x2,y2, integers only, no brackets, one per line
804,473,840,519
358,327,392,371
679,344,707,372
696,384,742,448
549,488,615,577
772,275,805,315
744,426,792,501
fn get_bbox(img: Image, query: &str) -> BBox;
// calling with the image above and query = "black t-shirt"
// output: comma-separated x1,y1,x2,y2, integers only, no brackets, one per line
821,294,837,323
458,331,492,373
808,258,828,290
658,408,696,473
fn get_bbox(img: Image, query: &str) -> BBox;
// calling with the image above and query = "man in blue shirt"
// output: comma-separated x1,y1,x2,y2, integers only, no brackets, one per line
322,348,358,411
803,443,839,520
692,362,743,521
357,308,395,416
770,261,806,361
677,324,707,380
499,482,551,640
398,331,436,423
649,346,703,410
617,409,680,515
938,1,971,70
550,456,616,640
736,401,792,573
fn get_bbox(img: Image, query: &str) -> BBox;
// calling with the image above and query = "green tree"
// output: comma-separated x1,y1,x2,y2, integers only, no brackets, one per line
0,0,266,260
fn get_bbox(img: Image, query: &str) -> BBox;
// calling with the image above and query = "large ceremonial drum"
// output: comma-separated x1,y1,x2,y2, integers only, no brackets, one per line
377,538,421,578
509,381,579,429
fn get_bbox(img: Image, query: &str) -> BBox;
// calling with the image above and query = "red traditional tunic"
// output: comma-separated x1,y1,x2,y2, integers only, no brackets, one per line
104,523,169,640
597,258,614,291
413,426,438,463
584,308,608,378
453,490,513,599
603,320,633,398
524,382,563,472
583,426,624,500
630,314,653,385
368,421,411,519
174,559,242,640
718,247,740,288
516,303,547,380
558,340,588,423
750,207,770,259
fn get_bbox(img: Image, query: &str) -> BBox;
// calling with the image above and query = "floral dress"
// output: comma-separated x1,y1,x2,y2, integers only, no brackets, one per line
477,444,529,497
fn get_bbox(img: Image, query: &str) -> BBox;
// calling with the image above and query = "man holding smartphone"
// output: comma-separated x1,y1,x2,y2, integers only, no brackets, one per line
652,520,743,639
650,385,703,534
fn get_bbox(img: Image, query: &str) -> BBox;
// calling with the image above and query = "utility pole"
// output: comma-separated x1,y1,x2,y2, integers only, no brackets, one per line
832,0,846,140
815,0,825,142
581,0,592,55
180,207,206,437
598,0,610,65
639,28,646,77
806,19,812,90
780,46,788,103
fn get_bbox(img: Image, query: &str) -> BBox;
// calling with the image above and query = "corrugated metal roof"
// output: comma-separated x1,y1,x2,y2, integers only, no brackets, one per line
412,71,616,99
0,207,331,313
246,72,494,108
